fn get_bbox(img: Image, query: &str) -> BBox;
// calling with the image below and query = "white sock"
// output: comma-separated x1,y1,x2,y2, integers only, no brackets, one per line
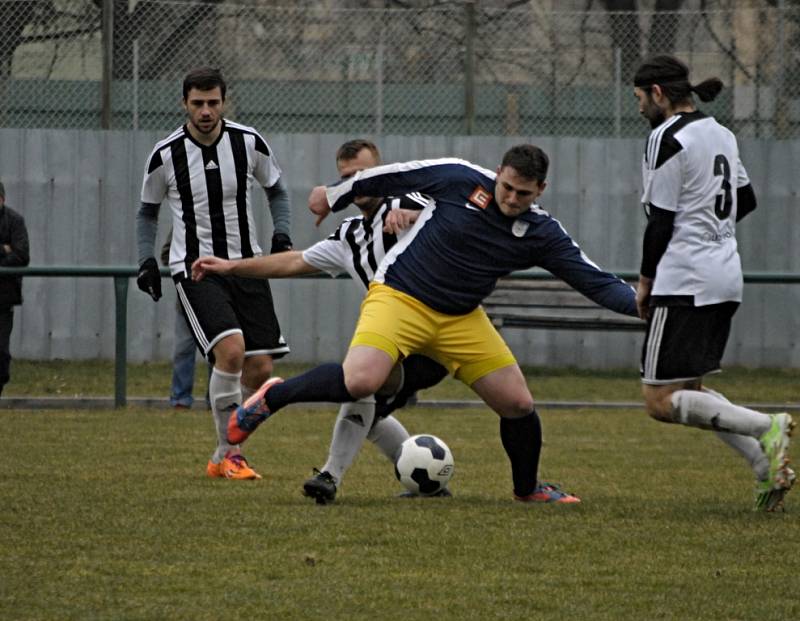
671,389,772,439
367,415,411,463
704,388,769,481
321,399,376,484
209,367,242,463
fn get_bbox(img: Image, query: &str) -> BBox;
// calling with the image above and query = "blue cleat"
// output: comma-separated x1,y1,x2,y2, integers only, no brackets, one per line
227,377,283,444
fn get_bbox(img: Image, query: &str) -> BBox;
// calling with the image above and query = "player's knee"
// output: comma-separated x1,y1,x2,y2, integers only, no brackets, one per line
499,395,535,418
643,390,674,423
212,339,245,373
243,356,273,387
515,397,536,417
214,351,243,373
344,371,383,400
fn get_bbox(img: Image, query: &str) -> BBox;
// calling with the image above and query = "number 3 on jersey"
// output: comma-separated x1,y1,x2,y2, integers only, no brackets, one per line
713,154,732,220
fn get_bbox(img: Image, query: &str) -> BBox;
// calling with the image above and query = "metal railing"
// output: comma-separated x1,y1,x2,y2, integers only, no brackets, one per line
2,265,799,408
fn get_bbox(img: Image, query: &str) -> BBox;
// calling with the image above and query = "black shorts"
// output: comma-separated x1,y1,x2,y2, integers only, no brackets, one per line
174,272,289,362
640,301,738,384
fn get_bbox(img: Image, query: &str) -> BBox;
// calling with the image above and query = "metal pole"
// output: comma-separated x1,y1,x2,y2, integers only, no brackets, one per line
101,0,114,129
113,276,128,408
375,25,385,136
132,38,139,130
464,2,476,135
614,47,622,138
776,0,787,138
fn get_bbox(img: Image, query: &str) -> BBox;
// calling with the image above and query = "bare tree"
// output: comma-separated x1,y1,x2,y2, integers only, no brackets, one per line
600,0,641,81
651,0,686,55
0,0,53,125
601,0,686,82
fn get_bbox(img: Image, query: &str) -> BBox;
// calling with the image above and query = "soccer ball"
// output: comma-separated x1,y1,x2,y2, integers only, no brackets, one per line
394,434,454,495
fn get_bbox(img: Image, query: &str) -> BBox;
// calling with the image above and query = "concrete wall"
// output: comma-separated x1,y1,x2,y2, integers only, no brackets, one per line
1,129,799,369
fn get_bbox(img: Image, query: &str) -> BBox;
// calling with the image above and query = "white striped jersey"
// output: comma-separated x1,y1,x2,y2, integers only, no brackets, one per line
141,119,282,276
641,111,749,305
302,193,430,292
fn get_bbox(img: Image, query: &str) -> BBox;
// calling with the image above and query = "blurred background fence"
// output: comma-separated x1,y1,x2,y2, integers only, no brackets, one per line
3,129,800,367
1,0,798,138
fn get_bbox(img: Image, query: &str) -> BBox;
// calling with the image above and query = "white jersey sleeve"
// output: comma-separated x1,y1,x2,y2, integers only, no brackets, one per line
141,145,169,204
302,237,349,279
641,149,683,212
250,130,282,189
736,156,750,189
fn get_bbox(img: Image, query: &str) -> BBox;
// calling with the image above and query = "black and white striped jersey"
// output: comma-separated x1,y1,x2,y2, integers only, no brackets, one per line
641,111,749,305
141,119,282,276
302,193,429,292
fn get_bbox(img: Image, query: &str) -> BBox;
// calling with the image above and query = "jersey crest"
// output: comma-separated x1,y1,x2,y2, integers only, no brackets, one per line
468,186,492,210
511,219,530,237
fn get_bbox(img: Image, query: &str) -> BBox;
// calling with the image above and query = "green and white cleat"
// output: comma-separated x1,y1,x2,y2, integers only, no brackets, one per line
754,467,796,512
758,413,795,501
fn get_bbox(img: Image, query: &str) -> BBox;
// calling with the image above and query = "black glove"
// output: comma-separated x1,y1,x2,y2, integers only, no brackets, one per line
136,257,162,301
270,232,293,254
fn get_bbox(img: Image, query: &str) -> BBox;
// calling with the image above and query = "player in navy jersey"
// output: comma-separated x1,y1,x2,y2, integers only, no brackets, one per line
224,144,639,504
193,140,449,503
136,67,292,480
632,55,794,511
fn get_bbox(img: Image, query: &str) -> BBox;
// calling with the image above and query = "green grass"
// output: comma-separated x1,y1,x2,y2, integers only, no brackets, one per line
2,379,800,619
7,360,800,406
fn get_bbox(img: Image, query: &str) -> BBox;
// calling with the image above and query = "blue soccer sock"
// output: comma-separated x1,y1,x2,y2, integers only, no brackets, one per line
266,362,356,413
500,410,542,498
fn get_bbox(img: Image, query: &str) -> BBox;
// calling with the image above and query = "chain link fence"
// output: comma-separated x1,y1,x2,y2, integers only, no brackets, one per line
1,0,798,138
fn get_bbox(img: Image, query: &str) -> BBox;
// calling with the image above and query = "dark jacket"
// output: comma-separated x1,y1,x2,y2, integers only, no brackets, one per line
0,204,30,307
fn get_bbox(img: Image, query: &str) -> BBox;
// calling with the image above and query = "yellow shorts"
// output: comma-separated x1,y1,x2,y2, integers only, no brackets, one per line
350,283,517,386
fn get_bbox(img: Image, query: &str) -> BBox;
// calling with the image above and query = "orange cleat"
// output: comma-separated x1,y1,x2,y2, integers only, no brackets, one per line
218,453,262,480
206,460,223,478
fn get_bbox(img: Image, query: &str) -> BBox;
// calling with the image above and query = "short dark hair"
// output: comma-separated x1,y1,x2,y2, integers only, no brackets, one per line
336,139,381,164
183,67,227,100
634,55,723,105
500,144,549,183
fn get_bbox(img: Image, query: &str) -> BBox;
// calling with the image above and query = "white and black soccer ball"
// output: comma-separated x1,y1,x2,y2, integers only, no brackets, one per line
394,434,454,495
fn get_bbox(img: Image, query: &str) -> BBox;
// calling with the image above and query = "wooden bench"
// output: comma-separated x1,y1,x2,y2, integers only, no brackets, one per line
483,278,645,332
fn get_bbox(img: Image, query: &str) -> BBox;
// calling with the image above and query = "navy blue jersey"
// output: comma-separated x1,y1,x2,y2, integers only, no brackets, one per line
326,158,636,316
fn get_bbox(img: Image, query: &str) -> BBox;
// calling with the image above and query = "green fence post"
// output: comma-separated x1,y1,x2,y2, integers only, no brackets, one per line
113,275,129,408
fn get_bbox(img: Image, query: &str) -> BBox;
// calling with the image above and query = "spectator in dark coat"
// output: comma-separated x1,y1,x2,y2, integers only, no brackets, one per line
0,181,30,396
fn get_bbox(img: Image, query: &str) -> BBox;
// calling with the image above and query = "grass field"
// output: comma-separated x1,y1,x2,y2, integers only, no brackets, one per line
2,362,799,620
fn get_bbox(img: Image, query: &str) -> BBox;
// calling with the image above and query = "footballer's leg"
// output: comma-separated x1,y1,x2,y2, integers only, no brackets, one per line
703,387,769,481
231,347,396,444
700,387,792,510
207,334,261,480
374,355,449,418
240,353,273,403
175,275,261,480
471,364,579,504
645,384,794,505
303,397,377,504
642,302,794,507
368,413,410,463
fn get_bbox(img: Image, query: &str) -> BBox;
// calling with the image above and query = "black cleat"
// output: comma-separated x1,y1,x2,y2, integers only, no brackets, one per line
303,469,337,505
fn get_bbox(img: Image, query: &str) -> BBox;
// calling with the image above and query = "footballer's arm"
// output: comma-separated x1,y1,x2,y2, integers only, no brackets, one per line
192,251,319,281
